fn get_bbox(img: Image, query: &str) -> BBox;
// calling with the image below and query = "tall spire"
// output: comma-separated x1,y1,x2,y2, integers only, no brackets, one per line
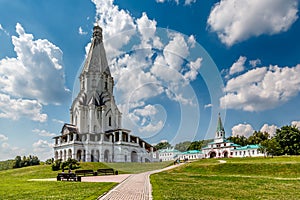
215,113,225,141
217,113,225,132
81,25,110,75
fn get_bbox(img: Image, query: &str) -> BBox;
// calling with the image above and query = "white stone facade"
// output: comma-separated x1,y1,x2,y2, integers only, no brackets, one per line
158,149,181,161
202,114,264,158
53,26,157,163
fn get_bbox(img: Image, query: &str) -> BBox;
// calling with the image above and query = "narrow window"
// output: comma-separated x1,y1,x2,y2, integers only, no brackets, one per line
109,116,112,126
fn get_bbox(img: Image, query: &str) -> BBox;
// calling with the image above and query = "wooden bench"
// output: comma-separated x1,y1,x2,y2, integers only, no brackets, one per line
57,173,80,181
75,169,97,176
97,168,116,175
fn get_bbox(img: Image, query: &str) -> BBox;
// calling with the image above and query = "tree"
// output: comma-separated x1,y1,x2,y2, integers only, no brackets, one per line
247,131,269,145
188,141,203,151
154,141,172,150
174,141,191,152
13,156,22,168
275,125,300,155
227,135,248,146
260,138,281,157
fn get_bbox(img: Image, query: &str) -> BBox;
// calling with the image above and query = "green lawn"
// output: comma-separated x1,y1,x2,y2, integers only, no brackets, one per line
0,161,172,199
151,156,300,200
0,163,116,200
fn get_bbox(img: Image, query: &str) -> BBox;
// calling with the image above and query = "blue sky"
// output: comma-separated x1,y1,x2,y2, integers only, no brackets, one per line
0,0,299,160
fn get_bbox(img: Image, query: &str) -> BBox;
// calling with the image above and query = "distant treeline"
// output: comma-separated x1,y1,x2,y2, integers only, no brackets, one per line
0,160,14,171
13,155,40,168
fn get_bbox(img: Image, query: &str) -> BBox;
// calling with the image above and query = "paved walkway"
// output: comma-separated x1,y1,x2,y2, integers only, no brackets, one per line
98,163,184,200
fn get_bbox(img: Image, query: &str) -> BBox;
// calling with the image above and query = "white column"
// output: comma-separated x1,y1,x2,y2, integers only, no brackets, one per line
119,131,122,142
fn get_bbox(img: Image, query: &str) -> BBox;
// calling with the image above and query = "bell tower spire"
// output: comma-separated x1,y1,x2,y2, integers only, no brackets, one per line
215,113,225,142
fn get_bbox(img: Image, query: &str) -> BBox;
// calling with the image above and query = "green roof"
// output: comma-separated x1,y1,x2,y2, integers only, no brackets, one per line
159,149,180,153
181,150,202,154
235,144,261,150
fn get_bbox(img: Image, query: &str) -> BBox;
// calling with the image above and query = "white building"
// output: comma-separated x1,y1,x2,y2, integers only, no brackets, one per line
202,114,264,158
53,25,158,163
158,149,181,161
177,150,204,160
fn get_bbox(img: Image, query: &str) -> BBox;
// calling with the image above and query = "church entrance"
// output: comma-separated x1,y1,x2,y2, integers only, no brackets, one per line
210,151,217,158
131,151,138,162
223,151,228,158
76,150,82,161
104,150,109,162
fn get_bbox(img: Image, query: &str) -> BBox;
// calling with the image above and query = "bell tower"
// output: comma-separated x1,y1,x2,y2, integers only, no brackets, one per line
214,113,225,143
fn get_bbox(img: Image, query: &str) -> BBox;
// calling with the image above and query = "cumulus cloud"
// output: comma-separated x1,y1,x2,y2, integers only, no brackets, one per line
92,0,136,58
0,134,8,142
32,129,56,137
292,121,300,129
0,93,47,122
249,59,261,68
260,124,277,137
229,56,246,75
220,57,300,111
231,124,254,138
0,23,70,105
208,0,299,46
91,0,201,137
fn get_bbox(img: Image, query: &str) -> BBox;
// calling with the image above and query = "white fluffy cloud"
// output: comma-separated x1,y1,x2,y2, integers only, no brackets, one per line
32,129,56,137
0,23,69,105
92,0,136,58
91,0,201,137
229,56,246,75
221,57,300,111
231,124,254,138
208,0,299,46
0,93,47,122
292,121,300,129
0,134,8,142
260,124,277,137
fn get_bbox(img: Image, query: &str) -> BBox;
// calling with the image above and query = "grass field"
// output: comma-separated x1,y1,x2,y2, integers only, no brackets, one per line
0,162,115,200
0,161,171,199
151,156,300,200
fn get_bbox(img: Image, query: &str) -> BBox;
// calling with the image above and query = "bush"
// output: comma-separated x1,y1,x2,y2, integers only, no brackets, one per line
51,158,80,171
13,155,40,168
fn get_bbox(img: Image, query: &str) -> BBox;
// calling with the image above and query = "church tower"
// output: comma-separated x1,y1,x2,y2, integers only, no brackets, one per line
70,25,122,134
214,113,225,143
53,25,157,163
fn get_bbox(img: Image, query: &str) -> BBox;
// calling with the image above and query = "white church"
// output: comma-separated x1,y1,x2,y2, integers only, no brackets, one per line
202,114,264,158
53,25,158,163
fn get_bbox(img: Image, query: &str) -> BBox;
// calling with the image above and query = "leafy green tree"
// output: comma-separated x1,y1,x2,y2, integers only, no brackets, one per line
188,141,203,151
275,125,300,155
154,141,172,150
227,135,248,146
260,138,281,157
13,156,22,168
247,131,269,145
174,141,191,152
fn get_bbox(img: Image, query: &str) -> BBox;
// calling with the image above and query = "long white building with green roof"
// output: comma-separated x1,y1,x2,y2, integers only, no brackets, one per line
202,114,264,158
